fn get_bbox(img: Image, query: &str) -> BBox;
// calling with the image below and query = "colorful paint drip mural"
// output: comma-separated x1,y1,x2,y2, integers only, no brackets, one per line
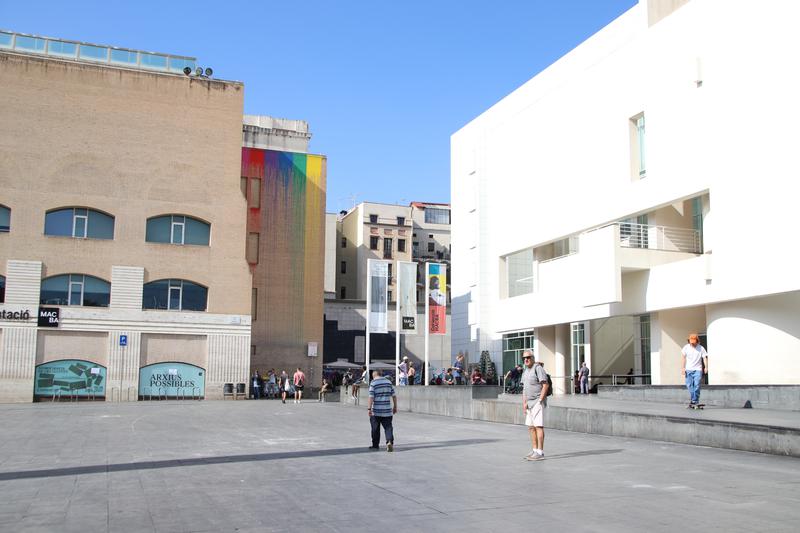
241,148,326,372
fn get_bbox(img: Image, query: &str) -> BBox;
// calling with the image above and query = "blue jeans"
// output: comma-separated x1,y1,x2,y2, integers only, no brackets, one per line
370,416,394,447
399,376,408,386
685,370,702,404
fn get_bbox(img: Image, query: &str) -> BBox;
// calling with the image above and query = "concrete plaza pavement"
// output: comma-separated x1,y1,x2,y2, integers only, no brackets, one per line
0,400,798,533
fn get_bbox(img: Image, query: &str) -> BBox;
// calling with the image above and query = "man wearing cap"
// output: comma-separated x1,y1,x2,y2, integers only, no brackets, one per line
681,333,708,407
521,349,549,461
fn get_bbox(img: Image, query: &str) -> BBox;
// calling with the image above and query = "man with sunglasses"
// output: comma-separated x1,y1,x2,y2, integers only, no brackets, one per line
521,350,549,461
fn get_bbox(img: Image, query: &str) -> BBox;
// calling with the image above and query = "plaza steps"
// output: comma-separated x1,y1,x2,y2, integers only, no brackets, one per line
340,387,800,457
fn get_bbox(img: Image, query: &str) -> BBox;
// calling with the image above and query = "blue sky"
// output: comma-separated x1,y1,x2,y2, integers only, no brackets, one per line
1,0,636,212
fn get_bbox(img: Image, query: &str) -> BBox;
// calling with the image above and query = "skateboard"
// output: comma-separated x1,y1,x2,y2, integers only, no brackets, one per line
686,403,705,410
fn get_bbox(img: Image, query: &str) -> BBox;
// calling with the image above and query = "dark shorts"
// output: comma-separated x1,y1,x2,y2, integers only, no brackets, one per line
294,385,304,391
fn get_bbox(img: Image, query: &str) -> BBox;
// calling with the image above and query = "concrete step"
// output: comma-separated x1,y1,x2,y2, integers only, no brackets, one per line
596,385,800,411
477,395,800,457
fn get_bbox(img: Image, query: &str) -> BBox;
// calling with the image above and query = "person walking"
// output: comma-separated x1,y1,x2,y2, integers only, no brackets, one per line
578,362,590,394
521,350,549,461
293,367,306,403
368,370,397,452
353,365,367,402
279,370,291,404
682,333,708,408
250,371,262,400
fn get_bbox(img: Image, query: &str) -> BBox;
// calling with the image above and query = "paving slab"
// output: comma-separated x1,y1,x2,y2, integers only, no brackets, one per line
0,400,798,532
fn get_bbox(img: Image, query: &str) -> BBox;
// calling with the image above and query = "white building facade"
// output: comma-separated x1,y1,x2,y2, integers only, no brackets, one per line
451,0,800,389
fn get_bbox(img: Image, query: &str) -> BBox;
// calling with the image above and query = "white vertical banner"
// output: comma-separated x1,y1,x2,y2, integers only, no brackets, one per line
368,260,389,333
397,261,418,334
366,259,389,380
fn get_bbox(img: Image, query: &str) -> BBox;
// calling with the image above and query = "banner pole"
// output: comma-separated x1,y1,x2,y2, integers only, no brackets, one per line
424,262,430,386
366,259,371,382
395,260,400,387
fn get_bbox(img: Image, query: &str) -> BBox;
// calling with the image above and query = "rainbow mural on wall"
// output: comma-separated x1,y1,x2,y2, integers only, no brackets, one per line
241,148,327,368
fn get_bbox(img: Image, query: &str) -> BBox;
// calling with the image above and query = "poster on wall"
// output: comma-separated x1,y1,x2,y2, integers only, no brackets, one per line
427,263,447,335
397,261,417,334
34,360,106,398
368,259,389,333
138,362,205,398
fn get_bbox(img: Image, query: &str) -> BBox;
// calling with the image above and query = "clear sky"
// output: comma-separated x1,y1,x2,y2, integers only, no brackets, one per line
1,0,636,212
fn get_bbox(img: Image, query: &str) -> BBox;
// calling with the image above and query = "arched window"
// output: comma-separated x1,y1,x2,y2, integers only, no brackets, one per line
0,275,5,303
0,205,9,232
146,215,210,246
40,274,110,307
142,279,207,311
44,208,114,239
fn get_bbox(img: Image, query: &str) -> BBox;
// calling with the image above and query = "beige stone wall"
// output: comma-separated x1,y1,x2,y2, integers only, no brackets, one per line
36,330,109,366
0,51,250,315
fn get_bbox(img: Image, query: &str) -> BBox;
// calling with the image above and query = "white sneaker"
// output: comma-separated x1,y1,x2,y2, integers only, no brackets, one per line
526,452,545,461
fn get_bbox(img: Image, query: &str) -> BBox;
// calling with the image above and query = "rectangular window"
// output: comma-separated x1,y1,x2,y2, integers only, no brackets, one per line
506,249,534,297
251,345,256,357
240,177,248,197
387,263,393,285
171,216,185,244
169,281,182,310
571,323,587,374
502,330,536,373
553,236,579,258
631,113,646,179
370,236,379,250
341,237,346,248
247,232,260,263
69,276,84,306
397,216,405,226
251,288,257,321
340,261,347,274
340,286,346,299
73,209,88,238
388,290,392,302
398,239,406,252
249,178,261,208
424,208,450,225
369,214,378,224
427,242,435,253
383,238,393,259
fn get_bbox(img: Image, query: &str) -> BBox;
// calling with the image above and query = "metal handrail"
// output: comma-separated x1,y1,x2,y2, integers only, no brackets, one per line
192,387,201,400
157,387,168,401
142,386,152,401
110,387,119,402
51,390,61,402
127,387,137,402
616,222,701,254
611,373,652,385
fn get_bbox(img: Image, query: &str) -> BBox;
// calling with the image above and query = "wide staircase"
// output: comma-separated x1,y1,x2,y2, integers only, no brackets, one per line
341,385,800,457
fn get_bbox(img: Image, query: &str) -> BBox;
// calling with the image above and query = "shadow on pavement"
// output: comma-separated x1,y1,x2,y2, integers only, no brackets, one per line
0,438,500,481
540,449,624,461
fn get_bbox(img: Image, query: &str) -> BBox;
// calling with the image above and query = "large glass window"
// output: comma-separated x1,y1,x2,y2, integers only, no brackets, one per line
0,205,9,232
424,208,450,225
40,274,110,307
571,322,587,376
146,215,210,246
507,249,534,297
0,275,5,303
143,279,207,311
44,208,114,239
502,330,535,374
370,236,379,250
637,115,646,177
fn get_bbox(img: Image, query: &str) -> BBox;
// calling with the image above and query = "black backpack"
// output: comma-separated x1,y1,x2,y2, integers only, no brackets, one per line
546,373,553,396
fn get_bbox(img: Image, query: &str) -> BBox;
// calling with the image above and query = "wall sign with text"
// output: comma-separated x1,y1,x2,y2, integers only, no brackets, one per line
138,362,205,398
34,359,106,398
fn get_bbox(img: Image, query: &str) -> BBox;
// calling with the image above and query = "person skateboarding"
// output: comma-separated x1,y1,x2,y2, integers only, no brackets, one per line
681,333,708,409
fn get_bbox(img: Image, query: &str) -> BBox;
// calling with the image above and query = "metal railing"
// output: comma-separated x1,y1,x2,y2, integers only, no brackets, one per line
617,222,701,254
611,373,652,385
0,30,196,74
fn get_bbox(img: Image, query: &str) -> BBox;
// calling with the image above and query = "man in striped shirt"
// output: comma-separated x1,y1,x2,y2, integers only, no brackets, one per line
368,370,398,452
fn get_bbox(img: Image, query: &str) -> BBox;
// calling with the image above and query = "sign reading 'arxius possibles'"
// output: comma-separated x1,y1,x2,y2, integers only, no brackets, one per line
138,362,205,398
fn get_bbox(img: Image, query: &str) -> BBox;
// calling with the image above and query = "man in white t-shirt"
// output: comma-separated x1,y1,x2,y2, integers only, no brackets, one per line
681,333,708,406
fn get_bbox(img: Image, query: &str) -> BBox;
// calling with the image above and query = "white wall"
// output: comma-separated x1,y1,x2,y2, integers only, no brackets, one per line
707,292,800,385
451,0,800,384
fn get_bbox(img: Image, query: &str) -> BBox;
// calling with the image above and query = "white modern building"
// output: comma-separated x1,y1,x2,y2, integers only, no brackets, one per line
451,0,800,390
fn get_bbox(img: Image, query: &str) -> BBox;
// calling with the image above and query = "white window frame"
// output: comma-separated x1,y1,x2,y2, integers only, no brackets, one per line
68,274,84,306
72,210,88,238
171,216,186,245
168,279,183,310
